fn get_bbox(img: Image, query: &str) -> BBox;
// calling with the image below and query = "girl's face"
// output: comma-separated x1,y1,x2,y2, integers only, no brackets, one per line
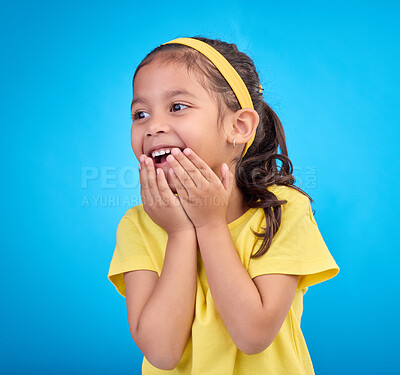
131,57,232,192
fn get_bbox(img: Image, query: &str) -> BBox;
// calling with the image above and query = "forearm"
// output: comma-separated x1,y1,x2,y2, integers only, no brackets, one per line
138,229,197,364
195,221,263,352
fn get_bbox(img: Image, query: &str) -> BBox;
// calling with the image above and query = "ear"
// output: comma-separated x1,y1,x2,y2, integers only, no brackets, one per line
228,108,259,148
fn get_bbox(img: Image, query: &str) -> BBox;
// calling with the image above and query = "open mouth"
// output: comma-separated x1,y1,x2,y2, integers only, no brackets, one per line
152,148,184,167
154,154,168,164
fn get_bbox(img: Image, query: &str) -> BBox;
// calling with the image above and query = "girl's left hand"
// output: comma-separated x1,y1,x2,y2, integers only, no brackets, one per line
166,147,234,229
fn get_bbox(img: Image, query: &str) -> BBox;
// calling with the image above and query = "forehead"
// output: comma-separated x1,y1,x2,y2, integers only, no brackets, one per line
132,59,212,103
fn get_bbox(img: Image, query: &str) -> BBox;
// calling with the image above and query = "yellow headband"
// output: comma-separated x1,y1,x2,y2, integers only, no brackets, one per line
162,37,261,158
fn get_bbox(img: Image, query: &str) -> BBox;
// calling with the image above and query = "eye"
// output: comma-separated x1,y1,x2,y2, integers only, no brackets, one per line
132,111,150,121
171,103,188,112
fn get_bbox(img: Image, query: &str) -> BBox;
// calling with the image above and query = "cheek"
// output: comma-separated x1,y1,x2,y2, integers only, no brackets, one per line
130,126,143,158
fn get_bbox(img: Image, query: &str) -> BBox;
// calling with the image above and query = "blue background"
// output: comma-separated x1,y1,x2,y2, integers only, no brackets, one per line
1,1,399,374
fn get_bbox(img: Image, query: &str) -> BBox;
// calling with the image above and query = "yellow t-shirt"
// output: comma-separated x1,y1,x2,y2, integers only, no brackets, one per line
107,184,339,374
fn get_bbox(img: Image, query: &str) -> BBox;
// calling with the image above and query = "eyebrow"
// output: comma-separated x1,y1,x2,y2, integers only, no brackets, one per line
131,89,197,111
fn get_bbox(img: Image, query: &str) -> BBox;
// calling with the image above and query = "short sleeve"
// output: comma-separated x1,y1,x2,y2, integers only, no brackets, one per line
107,215,157,297
247,193,339,290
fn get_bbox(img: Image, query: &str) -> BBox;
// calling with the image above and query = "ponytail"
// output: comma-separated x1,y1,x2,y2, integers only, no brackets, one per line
235,101,313,258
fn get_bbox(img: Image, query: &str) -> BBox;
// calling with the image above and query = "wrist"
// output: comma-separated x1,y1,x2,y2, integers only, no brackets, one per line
167,227,196,239
194,219,228,233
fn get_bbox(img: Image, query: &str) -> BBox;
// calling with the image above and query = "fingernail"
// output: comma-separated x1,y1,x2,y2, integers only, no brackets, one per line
145,158,151,165
139,155,145,162
183,148,191,156
166,154,175,162
171,148,180,156
156,168,160,175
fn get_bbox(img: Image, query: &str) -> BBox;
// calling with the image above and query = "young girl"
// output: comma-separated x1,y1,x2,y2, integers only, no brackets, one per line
108,36,339,374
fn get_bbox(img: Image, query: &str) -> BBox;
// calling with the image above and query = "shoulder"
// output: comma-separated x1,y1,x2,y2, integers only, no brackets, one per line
119,204,153,227
243,185,313,244
267,184,311,215
123,203,145,220
118,204,167,238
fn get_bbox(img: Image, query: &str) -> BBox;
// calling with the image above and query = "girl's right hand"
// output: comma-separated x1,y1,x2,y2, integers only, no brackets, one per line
139,155,194,236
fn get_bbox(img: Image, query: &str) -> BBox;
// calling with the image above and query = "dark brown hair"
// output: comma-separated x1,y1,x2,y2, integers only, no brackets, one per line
132,36,314,258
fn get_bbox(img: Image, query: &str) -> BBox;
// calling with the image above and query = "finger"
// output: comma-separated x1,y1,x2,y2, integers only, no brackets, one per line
182,148,221,185
169,148,204,189
168,167,189,201
140,155,155,206
166,151,197,191
139,156,148,190
139,155,151,206
144,156,160,198
156,168,180,207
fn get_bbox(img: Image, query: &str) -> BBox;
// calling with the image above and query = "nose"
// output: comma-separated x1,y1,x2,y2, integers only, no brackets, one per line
145,112,170,137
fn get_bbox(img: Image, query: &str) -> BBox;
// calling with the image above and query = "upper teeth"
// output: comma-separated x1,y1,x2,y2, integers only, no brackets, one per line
151,148,172,158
